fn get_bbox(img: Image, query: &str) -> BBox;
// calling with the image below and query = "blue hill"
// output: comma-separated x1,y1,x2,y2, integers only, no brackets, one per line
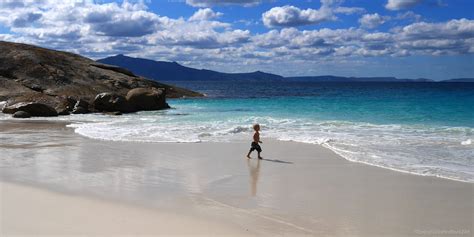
97,55,472,83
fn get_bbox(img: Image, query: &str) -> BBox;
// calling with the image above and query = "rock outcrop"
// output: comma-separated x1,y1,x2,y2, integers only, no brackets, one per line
126,88,170,111
0,41,203,117
93,92,131,113
12,111,31,118
72,99,90,114
2,102,58,117
92,88,170,113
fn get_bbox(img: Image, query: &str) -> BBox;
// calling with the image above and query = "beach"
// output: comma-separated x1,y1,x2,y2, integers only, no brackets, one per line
1,0,473,235
1,120,472,236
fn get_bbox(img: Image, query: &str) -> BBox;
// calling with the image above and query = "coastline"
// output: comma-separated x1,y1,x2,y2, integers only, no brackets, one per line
322,142,474,184
1,120,472,236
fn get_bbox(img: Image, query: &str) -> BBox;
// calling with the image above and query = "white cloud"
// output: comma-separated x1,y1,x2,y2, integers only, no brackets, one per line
359,13,389,29
252,18,474,59
147,19,249,49
0,0,254,59
253,27,364,50
189,8,223,21
0,0,39,9
362,32,392,42
319,0,344,6
186,0,262,7
397,18,474,40
11,12,42,27
262,5,335,27
262,0,365,28
385,0,422,10
86,10,162,37
0,1,164,37
0,33,15,41
333,7,366,15
395,11,422,21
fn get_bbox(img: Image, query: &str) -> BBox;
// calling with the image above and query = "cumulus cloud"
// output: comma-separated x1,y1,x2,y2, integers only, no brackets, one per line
186,0,262,7
333,7,366,15
0,1,164,38
86,10,162,37
252,18,474,59
145,17,249,49
259,18,474,59
262,1,365,28
395,11,422,21
385,0,423,10
262,5,335,27
11,12,42,28
189,8,223,21
0,0,255,59
253,27,364,50
397,18,474,40
0,0,34,9
359,13,389,29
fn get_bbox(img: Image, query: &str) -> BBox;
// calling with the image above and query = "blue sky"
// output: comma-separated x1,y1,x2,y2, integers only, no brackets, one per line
0,0,473,80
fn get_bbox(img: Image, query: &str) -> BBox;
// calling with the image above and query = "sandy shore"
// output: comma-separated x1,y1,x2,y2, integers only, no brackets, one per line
0,181,251,236
0,120,473,236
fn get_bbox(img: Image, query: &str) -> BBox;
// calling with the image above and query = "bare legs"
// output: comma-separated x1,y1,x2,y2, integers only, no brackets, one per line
247,150,262,159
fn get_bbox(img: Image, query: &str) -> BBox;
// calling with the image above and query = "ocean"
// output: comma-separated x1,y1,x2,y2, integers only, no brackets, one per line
2,81,473,182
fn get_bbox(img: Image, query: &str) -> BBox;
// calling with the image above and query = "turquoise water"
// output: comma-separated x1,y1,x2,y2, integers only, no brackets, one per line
3,82,472,182
169,81,474,127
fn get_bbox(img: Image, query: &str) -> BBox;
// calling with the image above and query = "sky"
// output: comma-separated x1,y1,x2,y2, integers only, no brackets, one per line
0,0,473,80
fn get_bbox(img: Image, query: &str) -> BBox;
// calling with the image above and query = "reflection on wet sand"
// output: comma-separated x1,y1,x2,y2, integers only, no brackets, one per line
247,159,261,196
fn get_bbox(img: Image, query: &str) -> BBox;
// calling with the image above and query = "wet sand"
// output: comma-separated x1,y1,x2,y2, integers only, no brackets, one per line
1,181,251,236
0,120,473,236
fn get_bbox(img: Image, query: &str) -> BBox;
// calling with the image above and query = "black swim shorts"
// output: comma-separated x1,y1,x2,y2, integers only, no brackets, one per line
250,142,262,152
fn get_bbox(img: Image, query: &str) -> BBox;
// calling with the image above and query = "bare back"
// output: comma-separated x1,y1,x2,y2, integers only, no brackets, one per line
253,132,260,143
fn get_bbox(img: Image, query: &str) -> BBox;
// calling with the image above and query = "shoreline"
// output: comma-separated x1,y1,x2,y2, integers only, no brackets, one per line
1,120,473,236
3,117,472,184
321,143,474,184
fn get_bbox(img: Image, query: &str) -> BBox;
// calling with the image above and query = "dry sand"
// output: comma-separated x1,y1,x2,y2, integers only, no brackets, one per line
0,120,472,236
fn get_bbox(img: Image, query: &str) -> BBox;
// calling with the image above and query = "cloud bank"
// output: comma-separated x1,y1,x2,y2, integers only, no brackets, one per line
359,13,389,29
385,0,423,10
186,0,262,7
262,1,364,28
189,8,223,21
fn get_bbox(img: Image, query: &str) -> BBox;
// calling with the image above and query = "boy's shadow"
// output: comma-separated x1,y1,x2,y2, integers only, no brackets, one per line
260,158,293,164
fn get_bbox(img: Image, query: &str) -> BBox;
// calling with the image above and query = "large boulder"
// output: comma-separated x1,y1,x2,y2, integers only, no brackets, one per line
72,99,90,114
2,102,58,117
13,111,31,118
126,88,170,111
93,92,131,113
57,108,70,116
55,96,76,115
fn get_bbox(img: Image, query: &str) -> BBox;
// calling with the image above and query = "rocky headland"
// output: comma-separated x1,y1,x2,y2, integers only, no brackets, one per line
0,41,203,118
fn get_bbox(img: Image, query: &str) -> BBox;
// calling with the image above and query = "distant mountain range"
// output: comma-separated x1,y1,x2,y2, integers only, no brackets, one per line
440,78,474,82
285,76,434,82
97,55,474,83
97,54,283,82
